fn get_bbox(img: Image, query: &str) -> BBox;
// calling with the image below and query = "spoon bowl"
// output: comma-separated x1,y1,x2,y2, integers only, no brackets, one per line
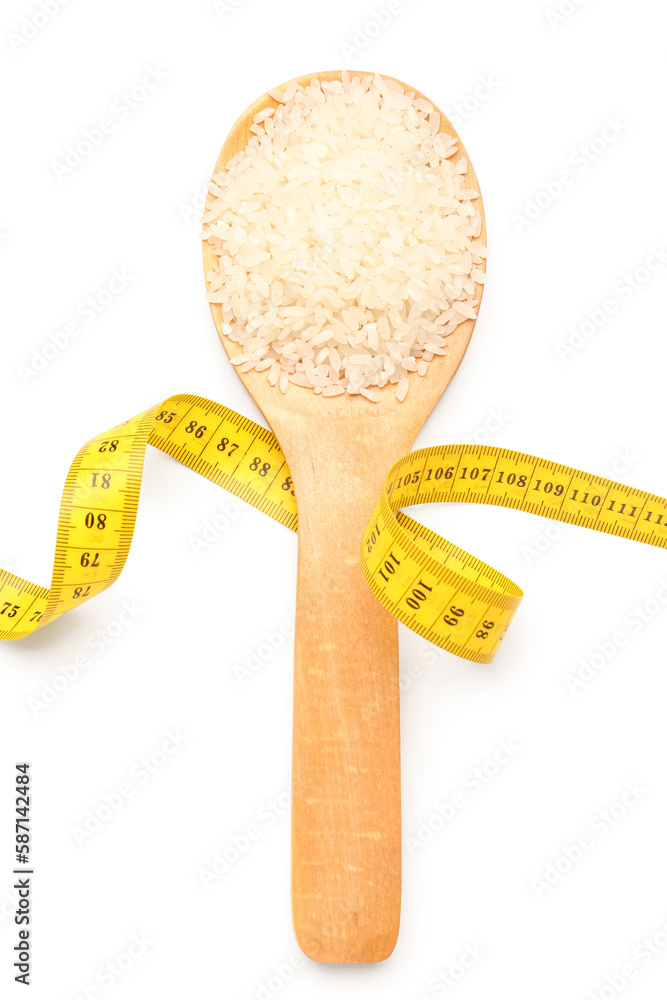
203,70,486,963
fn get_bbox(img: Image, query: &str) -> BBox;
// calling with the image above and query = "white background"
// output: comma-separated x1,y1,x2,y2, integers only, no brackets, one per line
1,0,667,997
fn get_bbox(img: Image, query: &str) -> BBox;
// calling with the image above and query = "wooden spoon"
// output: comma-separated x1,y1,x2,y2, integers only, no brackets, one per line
203,70,486,964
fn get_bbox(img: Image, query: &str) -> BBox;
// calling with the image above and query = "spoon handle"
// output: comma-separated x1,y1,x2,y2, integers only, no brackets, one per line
288,423,410,963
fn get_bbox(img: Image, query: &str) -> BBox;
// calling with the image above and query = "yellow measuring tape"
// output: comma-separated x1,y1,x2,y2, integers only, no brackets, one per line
1,393,666,661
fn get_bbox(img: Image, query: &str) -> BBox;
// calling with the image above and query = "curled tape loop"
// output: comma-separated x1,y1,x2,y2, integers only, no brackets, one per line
2,394,665,661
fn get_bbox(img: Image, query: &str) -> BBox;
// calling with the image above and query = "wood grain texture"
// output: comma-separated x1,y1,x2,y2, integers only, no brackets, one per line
202,70,486,964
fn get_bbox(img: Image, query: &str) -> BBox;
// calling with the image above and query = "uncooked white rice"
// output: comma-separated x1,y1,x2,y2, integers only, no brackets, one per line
202,72,486,402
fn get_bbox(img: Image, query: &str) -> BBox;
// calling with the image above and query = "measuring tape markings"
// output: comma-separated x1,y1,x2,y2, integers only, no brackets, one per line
147,395,298,529
1,394,666,659
0,396,298,642
361,450,518,663
359,444,667,663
